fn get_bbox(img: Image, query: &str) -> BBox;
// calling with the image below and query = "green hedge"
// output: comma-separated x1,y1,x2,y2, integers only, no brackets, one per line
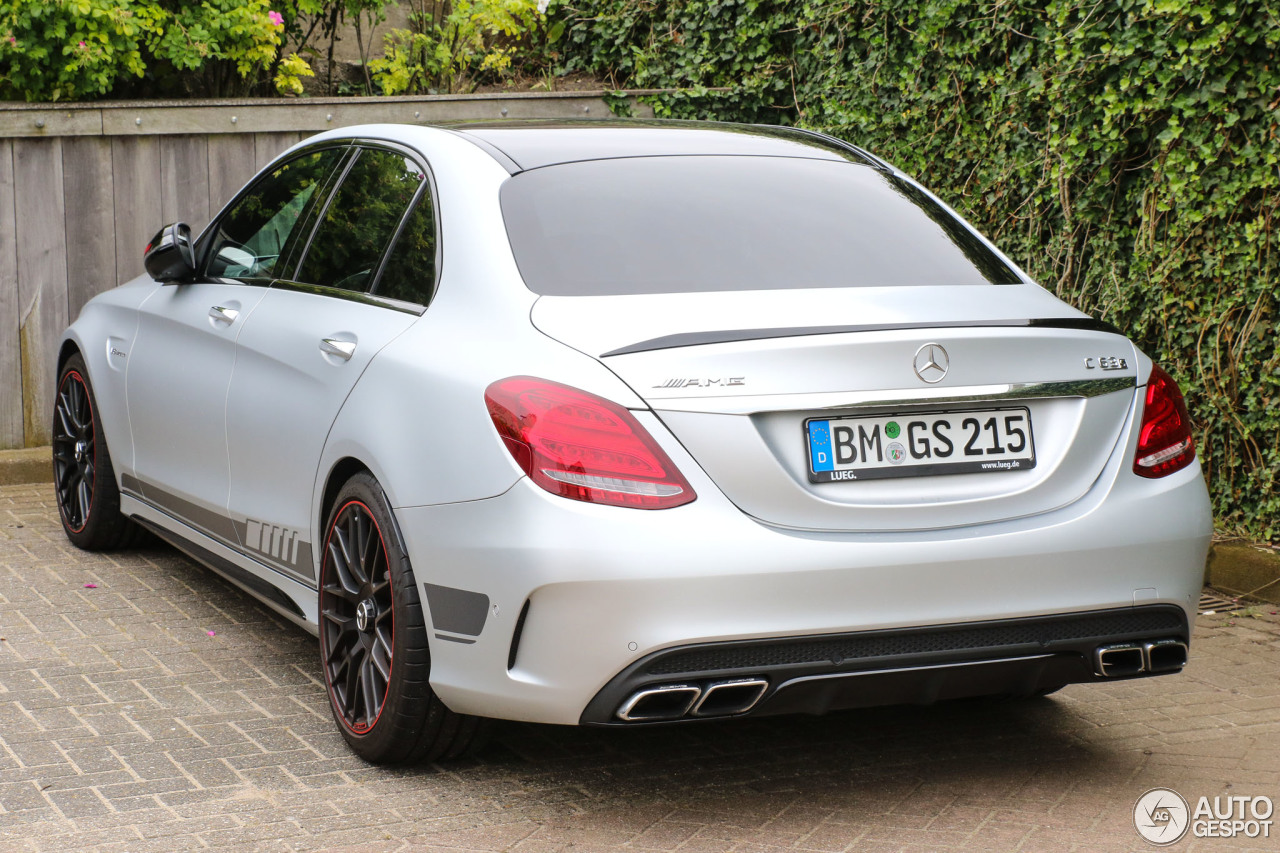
554,0,1280,539
0,0,290,100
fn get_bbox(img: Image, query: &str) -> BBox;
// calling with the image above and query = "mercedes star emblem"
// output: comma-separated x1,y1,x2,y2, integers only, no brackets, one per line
913,343,950,384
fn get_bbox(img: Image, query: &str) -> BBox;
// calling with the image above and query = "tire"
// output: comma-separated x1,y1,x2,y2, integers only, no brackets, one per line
52,353,144,550
318,472,485,764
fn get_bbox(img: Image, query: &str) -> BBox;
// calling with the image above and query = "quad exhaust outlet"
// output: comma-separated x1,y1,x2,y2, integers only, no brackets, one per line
1095,638,1187,677
616,678,769,722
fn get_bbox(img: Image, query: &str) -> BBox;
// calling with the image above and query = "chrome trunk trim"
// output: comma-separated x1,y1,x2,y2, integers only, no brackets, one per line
651,376,1137,415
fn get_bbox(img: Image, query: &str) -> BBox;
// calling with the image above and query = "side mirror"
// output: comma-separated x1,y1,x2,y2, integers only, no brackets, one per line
143,222,196,282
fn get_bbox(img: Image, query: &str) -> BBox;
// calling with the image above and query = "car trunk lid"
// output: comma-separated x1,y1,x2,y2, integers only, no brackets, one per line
531,285,1139,532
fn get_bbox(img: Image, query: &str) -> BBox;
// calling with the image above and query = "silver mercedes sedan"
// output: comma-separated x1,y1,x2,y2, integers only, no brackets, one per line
55,120,1213,764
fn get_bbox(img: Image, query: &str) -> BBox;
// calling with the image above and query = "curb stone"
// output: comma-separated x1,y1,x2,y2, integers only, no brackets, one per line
0,446,51,485
1206,541,1280,606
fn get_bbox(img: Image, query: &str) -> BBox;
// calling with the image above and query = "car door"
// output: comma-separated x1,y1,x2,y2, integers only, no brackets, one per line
126,146,350,539
224,145,439,581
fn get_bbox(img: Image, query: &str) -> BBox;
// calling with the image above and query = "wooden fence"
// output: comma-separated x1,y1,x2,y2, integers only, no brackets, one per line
0,92,654,449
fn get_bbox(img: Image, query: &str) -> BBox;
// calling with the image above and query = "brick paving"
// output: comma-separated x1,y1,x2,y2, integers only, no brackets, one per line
1,482,1278,852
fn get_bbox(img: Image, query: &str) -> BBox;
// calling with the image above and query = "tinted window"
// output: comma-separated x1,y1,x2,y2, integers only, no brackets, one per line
373,188,437,306
500,157,1021,296
205,148,346,281
296,148,424,292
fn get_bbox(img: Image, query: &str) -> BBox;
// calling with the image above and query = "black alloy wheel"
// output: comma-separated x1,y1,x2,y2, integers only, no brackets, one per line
51,354,141,550
318,472,486,764
321,499,395,734
53,368,96,533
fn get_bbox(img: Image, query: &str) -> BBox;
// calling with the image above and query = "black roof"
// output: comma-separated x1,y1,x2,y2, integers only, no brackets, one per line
449,119,885,172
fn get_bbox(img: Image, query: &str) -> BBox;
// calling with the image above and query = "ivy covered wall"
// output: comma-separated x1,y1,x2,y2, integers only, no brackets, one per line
555,0,1280,539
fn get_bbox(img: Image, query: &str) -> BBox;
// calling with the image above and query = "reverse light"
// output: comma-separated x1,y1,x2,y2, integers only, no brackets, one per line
1133,365,1196,478
485,377,696,509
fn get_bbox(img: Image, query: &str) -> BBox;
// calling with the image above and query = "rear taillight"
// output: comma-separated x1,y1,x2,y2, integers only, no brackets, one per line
1133,365,1196,478
485,377,696,509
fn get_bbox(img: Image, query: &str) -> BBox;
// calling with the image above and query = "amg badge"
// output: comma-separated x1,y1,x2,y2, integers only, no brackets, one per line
653,377,746,389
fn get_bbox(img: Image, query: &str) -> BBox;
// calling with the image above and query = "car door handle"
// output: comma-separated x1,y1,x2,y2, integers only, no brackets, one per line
320,338,356,360
209,305,240,324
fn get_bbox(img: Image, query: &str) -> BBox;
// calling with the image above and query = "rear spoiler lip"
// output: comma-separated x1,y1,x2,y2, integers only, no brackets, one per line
601,317,1124,358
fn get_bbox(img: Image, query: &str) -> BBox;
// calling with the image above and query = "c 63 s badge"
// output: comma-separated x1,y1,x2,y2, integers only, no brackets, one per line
1085,356,1128,370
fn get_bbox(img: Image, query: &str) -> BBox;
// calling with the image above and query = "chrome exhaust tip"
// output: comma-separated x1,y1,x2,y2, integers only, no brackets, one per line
1095,643,1145,677
1144,639,1188,672
690,678,769,717
616,685,701,722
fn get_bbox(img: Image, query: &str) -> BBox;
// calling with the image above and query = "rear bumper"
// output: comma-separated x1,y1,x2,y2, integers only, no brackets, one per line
580,605,1188,724
394,449,1211,726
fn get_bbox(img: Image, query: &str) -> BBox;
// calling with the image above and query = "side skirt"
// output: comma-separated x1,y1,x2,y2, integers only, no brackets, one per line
122,494,319,636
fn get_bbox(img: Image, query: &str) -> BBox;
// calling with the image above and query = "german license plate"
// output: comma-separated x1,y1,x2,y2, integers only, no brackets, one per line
806,407,1036,482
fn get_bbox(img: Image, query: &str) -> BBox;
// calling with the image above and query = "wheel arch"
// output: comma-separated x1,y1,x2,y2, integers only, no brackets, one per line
57,338,83,376
318,456,373,543
317,455,414,564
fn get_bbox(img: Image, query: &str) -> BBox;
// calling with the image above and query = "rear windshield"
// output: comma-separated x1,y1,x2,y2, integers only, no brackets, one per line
499,156,1021,296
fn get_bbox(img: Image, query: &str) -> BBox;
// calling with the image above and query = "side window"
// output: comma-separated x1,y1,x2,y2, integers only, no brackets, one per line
372,185,437,306
204,148,346,281
295,148,424,293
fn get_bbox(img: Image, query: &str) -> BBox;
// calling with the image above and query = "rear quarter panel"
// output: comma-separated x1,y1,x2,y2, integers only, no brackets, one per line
312,125,648,535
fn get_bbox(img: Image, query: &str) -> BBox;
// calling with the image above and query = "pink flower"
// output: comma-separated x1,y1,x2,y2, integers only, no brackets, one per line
78,41,86,48
268,10,283,27
207,630,217,637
